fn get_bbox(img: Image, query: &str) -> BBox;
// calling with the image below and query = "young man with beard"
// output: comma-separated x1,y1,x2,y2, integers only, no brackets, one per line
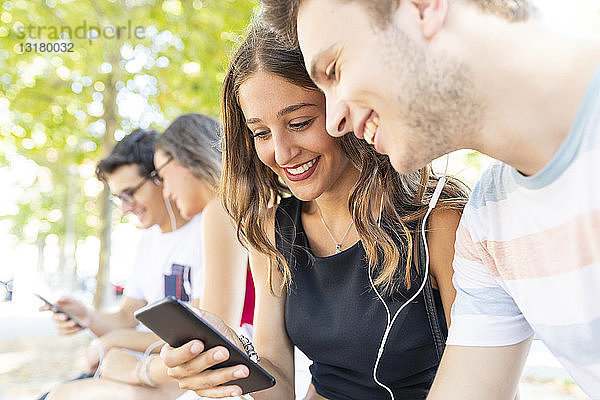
261,0,600,398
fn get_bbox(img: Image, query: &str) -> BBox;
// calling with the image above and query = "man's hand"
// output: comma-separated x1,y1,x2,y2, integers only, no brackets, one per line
83,331,121,375
84,339,104,375
99,348,140,385
39,296,91,335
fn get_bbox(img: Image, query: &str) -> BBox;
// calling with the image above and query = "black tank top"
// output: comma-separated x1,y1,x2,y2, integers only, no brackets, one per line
276,197,446,400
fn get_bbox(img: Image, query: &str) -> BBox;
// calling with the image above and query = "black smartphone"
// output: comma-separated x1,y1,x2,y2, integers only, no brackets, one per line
34,293,84,328
134,296,276,394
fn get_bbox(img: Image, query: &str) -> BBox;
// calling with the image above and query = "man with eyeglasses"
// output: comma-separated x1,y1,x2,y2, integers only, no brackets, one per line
40,129,205,400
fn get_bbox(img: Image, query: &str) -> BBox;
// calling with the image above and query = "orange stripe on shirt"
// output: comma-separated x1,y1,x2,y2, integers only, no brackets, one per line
455,224,501,277
477,209,600,280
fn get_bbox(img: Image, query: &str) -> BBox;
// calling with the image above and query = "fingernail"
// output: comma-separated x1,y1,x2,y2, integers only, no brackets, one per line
214,349,227,361
230,388,242,396
233,367,248,378
190,343,202,354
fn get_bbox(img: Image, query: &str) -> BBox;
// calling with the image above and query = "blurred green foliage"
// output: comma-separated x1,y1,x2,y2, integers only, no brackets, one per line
0,0,256,283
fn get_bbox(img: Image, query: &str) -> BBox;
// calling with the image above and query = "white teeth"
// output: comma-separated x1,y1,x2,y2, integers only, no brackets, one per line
364,119,378,145
286,158,317,175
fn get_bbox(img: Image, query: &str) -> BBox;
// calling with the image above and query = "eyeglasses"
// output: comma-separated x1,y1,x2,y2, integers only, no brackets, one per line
148,156,173,184
110,156,173,208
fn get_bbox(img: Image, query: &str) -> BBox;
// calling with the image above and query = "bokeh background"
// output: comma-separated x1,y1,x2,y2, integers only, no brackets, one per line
1,0,599,399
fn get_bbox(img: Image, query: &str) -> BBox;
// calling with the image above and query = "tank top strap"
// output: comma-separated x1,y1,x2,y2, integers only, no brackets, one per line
414,217,447,360
274,196,305,270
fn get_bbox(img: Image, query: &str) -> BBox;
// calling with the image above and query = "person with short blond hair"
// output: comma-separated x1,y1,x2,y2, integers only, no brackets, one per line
260,0,600,398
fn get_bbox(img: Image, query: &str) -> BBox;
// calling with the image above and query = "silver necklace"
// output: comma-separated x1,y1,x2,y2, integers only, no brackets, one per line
317,206,354,254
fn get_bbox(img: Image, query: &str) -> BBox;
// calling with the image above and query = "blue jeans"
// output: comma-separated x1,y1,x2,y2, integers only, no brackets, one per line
37,372,94,400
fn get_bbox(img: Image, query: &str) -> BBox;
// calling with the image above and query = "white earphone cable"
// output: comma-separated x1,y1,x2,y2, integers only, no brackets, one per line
369,154,449,400
163,195,177,232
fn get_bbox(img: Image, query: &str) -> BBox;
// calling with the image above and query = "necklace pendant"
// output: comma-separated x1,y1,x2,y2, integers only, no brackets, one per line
335,244,341,254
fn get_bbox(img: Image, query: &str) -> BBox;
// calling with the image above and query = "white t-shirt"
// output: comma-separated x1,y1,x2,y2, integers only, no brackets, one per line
124,213,204,307
448,64,600,397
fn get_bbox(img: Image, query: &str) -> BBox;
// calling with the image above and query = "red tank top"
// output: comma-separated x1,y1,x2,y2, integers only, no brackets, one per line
241,267,255,325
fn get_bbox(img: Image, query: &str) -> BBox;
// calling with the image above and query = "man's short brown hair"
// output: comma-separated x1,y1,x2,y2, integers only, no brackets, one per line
260,0,535,46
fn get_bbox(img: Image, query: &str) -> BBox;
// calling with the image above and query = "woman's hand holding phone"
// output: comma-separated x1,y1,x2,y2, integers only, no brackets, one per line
160,309,250,398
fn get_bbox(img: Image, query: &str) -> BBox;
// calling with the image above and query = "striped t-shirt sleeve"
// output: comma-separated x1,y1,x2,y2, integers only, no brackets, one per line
446,210,534,346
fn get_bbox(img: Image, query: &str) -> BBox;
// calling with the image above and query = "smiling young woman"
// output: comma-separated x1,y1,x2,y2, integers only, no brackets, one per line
159,25,470,400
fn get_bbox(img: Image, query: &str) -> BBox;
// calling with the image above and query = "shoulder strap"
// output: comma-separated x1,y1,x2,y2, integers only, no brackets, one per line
414,218,446,361
274,197,307,272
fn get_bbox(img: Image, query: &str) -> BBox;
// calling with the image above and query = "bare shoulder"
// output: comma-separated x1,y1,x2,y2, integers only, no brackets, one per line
428,208,462,235
426,208,462,284
248,206,284,287
425,208,462,315
246,206,277,261
263,206,277,244
200,199,243,252
201,198,233,227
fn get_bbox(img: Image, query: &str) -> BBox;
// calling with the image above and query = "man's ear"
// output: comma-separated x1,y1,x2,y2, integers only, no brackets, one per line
413,0,449,40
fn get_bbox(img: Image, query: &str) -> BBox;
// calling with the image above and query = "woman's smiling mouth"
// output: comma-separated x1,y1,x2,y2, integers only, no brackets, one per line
283,156,320,181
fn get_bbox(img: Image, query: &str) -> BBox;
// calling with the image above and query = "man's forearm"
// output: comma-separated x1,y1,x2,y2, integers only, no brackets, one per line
86,310,138,337
427,338,532,400
100,330,162,353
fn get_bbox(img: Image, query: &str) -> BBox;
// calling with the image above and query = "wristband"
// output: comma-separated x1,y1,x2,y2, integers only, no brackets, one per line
140,354,159,387
135,358,145,386
238,334,260,363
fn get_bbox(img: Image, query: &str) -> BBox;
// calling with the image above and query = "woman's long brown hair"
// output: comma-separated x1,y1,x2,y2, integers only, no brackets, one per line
221,25,469,295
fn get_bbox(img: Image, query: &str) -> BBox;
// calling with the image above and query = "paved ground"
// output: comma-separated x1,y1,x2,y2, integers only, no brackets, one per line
0,333,88,400
0,303,590,400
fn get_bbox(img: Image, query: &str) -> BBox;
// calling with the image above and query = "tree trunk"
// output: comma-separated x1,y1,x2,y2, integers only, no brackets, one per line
94,184,113,309
66,165,77,291
93,51,119,310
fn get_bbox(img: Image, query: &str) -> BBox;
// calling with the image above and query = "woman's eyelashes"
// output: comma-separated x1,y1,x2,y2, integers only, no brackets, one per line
250,117,316,140
289,117,316,131
251,129,270,140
